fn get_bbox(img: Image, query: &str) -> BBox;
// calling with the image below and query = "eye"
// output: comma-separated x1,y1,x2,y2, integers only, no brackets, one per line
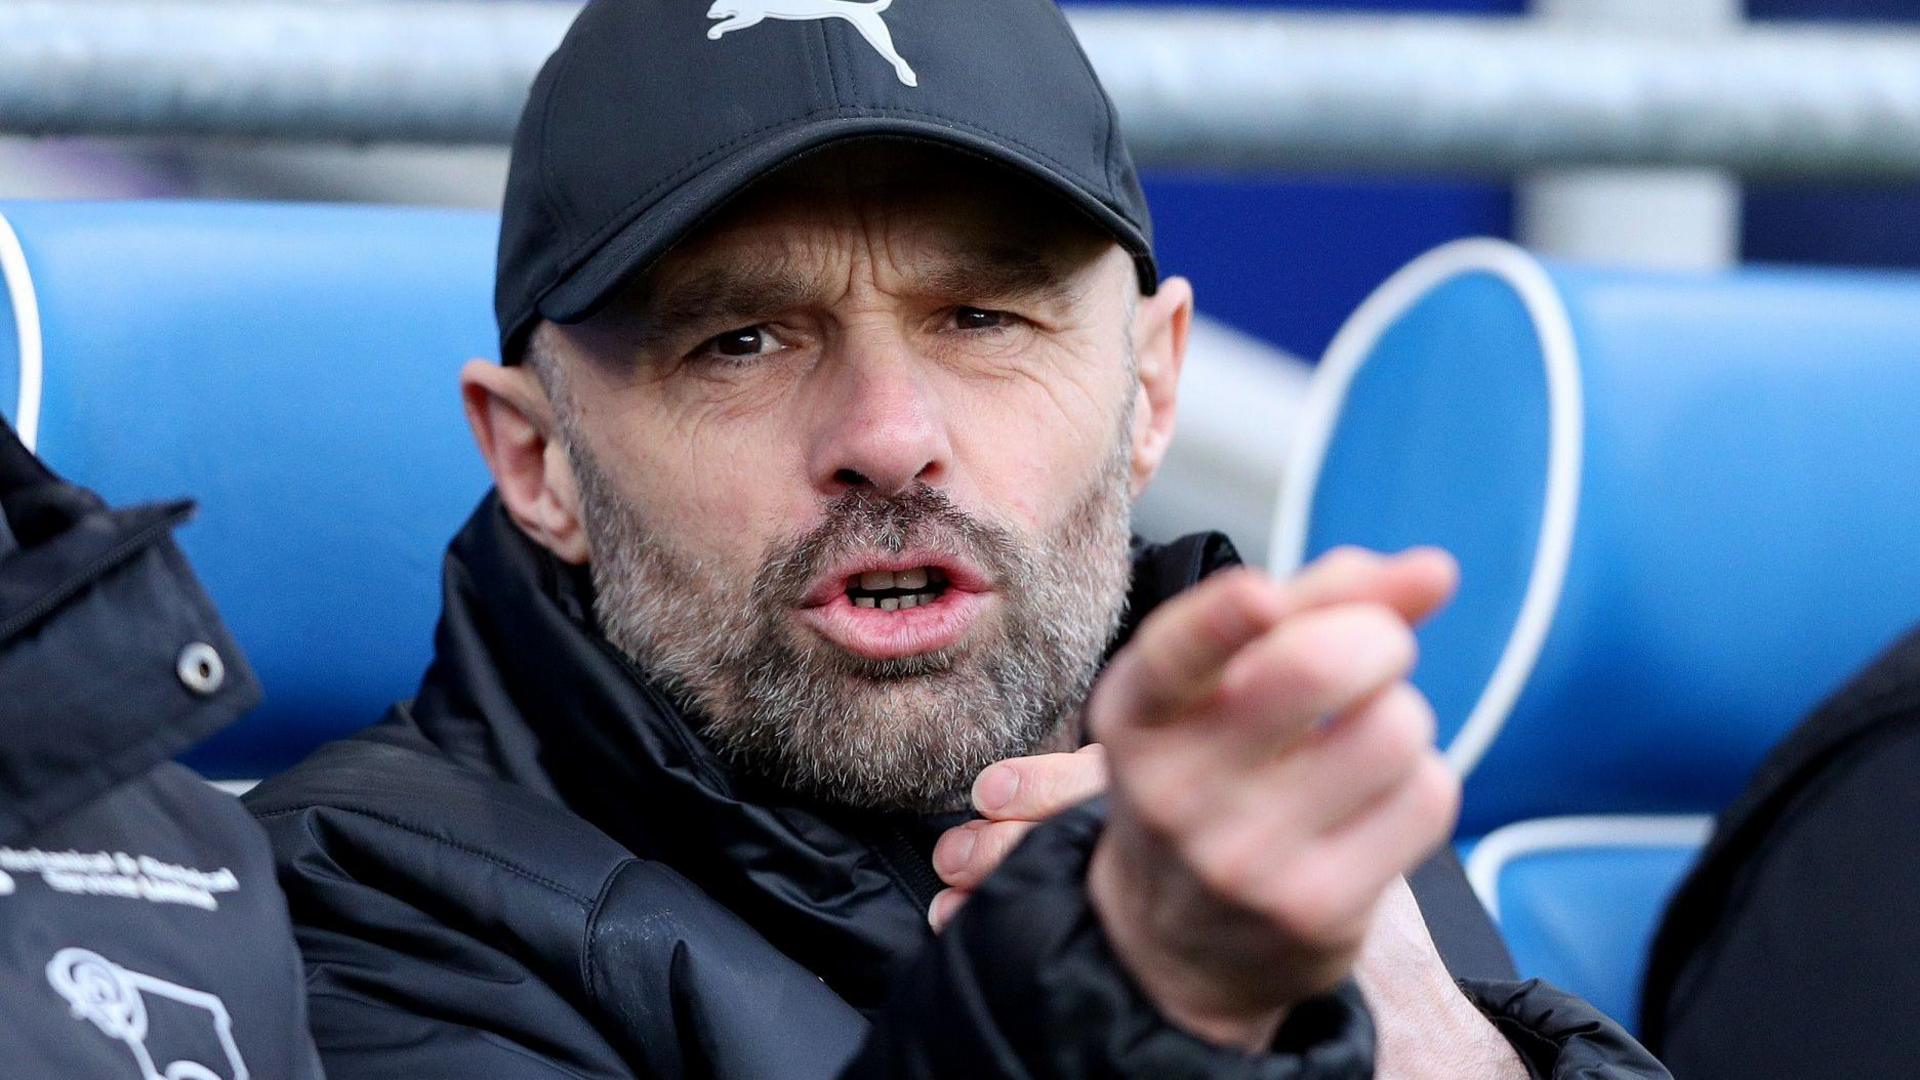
692,324,781,363
951,307,1014,332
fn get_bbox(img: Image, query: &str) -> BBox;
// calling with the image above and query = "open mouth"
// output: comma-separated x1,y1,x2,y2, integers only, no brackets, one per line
795,556,991,660
845,566,949,610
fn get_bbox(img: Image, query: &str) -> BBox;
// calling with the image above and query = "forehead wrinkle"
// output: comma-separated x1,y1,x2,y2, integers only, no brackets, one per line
634,262,822,343
617,196,1103,353
914,243,1087,308
829,166,1098,308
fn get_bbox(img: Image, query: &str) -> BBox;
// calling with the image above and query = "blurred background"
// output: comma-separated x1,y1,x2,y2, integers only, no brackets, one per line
9,0,1917,556
11,0,1919,354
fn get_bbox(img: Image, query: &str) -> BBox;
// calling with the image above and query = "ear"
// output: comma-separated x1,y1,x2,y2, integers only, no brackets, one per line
1126,275,1192,497
459,358,591,565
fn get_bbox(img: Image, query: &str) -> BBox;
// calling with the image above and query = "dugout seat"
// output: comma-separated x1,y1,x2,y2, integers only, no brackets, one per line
0,200,498,780
1274,237,1920,1029
1461,815,1710,1033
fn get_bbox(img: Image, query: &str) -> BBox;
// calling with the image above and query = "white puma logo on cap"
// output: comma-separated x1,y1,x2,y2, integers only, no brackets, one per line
706,0,918,87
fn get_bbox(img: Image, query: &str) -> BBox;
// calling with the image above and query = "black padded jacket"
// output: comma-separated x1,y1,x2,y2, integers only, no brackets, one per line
248,493,1669,1079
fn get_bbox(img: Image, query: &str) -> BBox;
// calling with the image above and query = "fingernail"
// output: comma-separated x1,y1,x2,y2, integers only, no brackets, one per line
928,889,960,929
933,828,977,878
972,765,1019,813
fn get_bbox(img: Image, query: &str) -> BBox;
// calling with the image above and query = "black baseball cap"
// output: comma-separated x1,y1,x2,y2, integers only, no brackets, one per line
495,0,1157,359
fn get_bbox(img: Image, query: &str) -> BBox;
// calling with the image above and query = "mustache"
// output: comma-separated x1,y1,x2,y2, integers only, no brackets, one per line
752,485,1023,607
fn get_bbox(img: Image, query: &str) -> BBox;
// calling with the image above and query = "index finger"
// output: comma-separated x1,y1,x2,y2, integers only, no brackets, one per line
1099,568,1288,723
1285,546,1459,627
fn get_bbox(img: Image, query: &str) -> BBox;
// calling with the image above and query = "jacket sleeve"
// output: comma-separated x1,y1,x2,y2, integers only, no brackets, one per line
250,750,875,1080
1460,978,1671,1080
255,809,641,1080
267,837,875,1080
843,802,1375,1079
847,802,1672,1080
1405,850,1671,1079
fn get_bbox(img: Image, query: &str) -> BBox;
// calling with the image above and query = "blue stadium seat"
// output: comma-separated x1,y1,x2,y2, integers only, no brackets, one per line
1278,237,1920,1027
1461,815,1709,1034
0,200,498,780
1275,238,1920,832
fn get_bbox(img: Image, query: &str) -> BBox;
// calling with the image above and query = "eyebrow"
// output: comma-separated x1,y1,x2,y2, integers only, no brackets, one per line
920,244,1084,309
628,266,819,350
629,242,1086,348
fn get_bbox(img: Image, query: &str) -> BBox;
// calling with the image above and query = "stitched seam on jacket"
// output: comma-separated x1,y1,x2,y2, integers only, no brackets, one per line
253,805,599,909
579,858,642,997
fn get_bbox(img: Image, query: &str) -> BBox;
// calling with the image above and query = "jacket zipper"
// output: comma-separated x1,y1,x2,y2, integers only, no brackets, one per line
875,824,947,911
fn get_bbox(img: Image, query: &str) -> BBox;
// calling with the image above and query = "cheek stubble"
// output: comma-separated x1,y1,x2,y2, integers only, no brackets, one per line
568,404,1136,813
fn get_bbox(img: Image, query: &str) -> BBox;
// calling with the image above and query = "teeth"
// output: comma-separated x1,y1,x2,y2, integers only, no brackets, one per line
846,566,947,612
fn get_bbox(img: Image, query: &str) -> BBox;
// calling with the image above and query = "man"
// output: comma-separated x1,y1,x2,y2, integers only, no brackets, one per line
250,0,1668,1075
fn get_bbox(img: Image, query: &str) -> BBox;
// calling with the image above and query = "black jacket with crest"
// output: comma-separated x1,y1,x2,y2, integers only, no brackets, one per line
248,494,1667,1078
0,418,325,1080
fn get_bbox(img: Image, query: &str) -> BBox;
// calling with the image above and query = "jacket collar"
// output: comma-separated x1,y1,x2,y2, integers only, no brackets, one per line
402,493,1239,1008
0,420,261,844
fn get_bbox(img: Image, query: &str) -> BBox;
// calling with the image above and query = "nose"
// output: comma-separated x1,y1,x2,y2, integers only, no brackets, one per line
808,335,951,499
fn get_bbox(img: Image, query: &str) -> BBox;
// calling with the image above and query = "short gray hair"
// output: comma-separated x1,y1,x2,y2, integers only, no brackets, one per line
520,321,574,421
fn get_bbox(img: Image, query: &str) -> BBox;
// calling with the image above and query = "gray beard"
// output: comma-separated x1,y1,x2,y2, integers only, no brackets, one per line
566,436,1134,813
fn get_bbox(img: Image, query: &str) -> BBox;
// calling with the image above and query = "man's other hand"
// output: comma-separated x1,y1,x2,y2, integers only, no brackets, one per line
1086,547,1460,1049
929,745,1109,929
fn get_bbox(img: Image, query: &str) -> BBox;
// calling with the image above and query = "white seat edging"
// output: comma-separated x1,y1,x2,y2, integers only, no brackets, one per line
0,208,44,453
1464,813,1714,923
1269,237,1586,779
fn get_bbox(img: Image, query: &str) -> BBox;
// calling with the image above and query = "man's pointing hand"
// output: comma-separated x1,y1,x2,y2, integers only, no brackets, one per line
928,547,1458,929
1085,547,1460,1049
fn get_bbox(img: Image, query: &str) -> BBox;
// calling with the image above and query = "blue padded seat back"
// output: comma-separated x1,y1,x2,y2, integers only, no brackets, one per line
1277,239,1920,835
1464,818,1708,1035
0,200,497,779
